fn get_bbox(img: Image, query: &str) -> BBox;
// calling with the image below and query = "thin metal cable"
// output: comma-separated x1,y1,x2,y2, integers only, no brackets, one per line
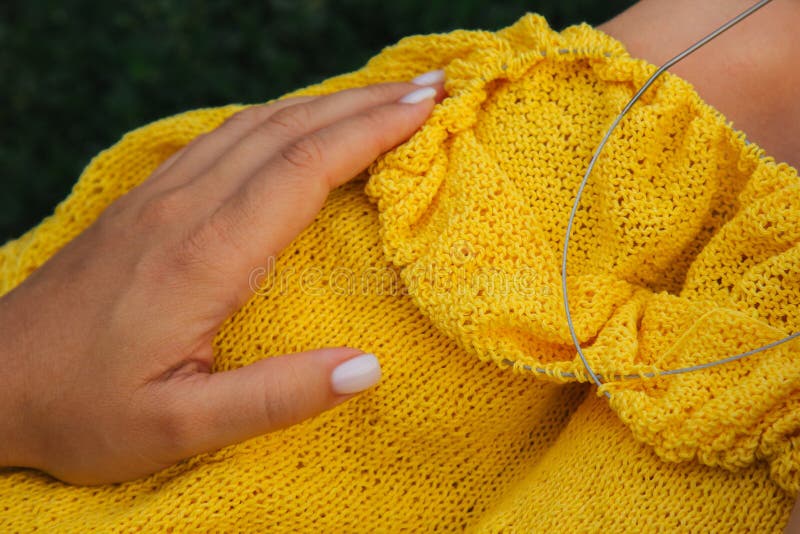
503,330,800,381
560,0,786,398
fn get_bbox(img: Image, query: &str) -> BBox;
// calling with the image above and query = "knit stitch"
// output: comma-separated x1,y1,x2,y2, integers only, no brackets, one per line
0,14,798,532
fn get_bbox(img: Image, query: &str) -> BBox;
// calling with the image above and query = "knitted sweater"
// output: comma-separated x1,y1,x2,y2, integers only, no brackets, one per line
1,14,798,532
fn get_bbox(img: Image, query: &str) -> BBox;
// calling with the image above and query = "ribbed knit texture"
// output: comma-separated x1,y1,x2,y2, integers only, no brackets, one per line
0,14,798,532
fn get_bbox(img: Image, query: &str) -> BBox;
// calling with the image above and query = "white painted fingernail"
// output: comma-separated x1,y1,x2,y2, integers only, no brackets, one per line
331,353,382,394
411,69,445,86
398,86,437,104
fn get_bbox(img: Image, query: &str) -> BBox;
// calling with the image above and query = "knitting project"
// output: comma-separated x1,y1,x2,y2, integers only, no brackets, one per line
1,14,798,532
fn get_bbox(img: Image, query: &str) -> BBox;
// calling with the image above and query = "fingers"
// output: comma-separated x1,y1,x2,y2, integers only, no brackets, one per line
206,88,439,280
143,79,443,206
188,81,445,204
142,95,318,195
162,348,382,458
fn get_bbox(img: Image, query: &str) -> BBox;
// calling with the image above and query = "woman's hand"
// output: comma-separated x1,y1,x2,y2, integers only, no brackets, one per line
0,75,445,485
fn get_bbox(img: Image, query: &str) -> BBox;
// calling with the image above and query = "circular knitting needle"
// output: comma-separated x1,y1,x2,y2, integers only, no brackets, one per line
561,0,779,398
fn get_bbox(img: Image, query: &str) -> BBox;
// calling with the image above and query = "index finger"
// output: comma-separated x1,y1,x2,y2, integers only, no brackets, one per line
209,85,439,299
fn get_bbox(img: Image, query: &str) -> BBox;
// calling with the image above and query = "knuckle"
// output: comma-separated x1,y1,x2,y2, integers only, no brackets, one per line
260,392,289,431
266,103,313,136
260,368,306,430
131,221,220,288
224,105,272,131
136,388,193,458
137,191,186,227
368,82,407,102
279,134,325,173
97,196,130,225
172,229,211,272
360,107,394,153
150,401,194,456
170,221,228,276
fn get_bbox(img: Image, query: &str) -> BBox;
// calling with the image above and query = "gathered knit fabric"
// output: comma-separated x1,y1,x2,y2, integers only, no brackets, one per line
1,14,798,532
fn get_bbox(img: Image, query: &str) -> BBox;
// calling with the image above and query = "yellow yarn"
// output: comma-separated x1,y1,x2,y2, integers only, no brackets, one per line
1,14,798,532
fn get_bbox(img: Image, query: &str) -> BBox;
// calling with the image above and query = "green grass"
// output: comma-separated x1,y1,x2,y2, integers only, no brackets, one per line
0,0,634,242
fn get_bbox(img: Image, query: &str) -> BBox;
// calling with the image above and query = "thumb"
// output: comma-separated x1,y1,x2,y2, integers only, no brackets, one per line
164,348,381,458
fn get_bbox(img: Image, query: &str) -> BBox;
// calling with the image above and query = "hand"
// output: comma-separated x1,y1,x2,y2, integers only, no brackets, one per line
0,76,445,485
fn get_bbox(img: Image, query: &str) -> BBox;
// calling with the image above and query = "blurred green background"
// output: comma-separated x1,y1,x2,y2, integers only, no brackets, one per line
0,0,634,242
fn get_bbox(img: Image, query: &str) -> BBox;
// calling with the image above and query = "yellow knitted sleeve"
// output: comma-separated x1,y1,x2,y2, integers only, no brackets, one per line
358,15,800,491
0,13,798,528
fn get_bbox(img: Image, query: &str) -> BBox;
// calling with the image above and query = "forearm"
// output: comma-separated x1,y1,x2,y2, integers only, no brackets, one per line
598,0,800,168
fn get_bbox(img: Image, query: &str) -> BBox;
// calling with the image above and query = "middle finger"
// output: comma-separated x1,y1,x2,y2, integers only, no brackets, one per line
187,79,445,204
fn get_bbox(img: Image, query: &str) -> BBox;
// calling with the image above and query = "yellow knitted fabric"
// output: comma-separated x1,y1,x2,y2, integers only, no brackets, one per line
1,14,798,532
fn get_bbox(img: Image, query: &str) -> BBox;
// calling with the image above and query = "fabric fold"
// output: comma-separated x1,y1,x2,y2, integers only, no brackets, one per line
358,14,800,491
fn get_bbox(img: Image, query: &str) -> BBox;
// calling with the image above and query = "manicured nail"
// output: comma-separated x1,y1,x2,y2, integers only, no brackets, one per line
398,86,437,104
331,353,382,394
411,69,445,86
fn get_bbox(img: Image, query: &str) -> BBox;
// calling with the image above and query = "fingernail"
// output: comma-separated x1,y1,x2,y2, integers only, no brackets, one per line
398,86,437,104
411,69,445,86
331,353,382,394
